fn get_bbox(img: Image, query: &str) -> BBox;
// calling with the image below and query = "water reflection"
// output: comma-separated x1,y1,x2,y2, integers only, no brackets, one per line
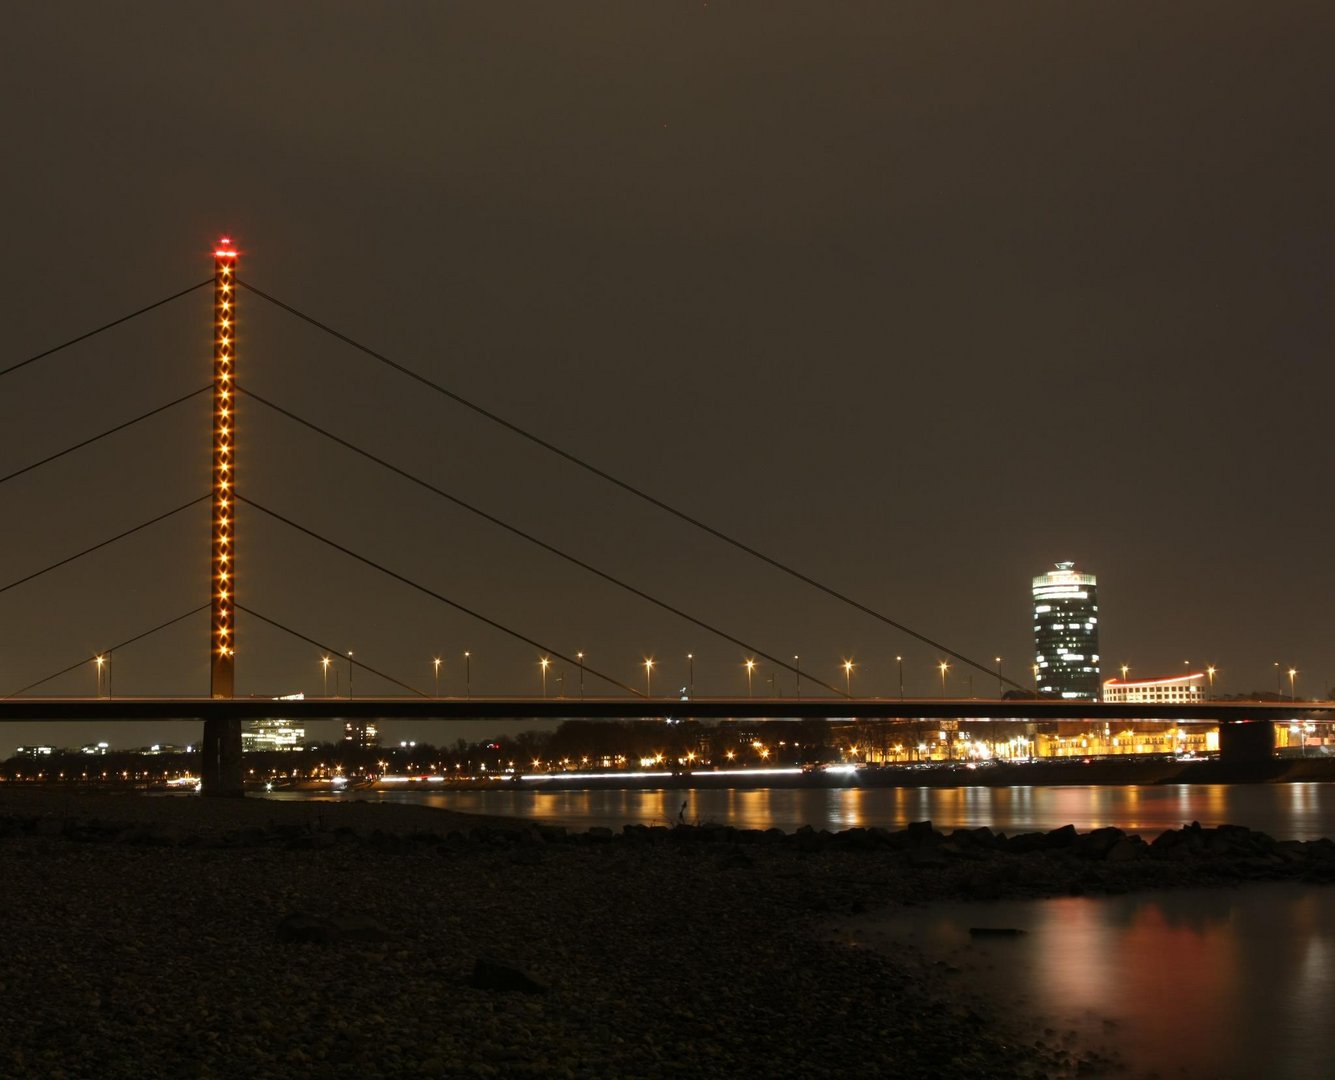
266,781,1335,840
855,885,1335,1078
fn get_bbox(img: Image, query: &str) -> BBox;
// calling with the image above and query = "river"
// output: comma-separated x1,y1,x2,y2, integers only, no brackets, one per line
843,883,1335,1078
262,781,1335,840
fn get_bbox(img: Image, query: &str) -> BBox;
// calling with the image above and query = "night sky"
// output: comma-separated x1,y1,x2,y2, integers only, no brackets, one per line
3,3,1332,750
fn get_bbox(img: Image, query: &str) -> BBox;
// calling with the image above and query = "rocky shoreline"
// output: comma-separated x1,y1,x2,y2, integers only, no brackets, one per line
1,790,1329,1078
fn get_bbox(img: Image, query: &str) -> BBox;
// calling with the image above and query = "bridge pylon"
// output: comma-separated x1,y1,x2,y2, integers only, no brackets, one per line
202,237,242,796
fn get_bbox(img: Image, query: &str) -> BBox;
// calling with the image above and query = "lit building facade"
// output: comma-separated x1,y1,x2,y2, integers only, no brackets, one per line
1102,673,1205,705
241,720,306,752
1033,561,1101,700
343,720,380,749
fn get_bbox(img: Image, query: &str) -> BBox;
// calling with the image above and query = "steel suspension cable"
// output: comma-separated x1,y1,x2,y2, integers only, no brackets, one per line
0,495,209,597
237,383,847,698
2,279,212,381
238,279,1019,691
236,604,428,698
0,386,210,488
4,604,210,698
235,493,644,698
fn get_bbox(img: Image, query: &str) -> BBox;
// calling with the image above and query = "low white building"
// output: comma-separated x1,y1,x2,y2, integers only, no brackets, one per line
1102,673,1206,705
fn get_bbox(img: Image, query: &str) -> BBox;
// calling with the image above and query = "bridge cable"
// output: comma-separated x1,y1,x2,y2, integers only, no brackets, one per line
235,493,645,698
0,495,209,598
4,604,210,698
238,279,1021,692
2,279,212,381
0,386,211,488
235,604,429,699
237,383,848,699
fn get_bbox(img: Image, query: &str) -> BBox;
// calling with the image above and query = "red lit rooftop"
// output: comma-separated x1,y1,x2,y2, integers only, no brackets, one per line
1104,673,1204,686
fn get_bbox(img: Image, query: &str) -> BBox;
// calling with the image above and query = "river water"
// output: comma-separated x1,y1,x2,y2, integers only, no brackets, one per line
845,883,1335,1079
264,782,1335,1075
264,781,1335,840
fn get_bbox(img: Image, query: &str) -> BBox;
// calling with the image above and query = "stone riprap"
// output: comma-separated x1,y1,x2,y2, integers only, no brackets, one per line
0,790,1328,1078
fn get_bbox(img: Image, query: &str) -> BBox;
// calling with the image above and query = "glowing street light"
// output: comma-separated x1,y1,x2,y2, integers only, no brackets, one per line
433,657,442,698
896,655,903,700
995,656,1004,698
1206,665,1216,700
842,659,854,697
1289,667,1298,702
687,653,694,698
465,651,471,699
94,655,106,698
1274,661,1281,700
321,656,331,697
939,660,949,697
576,651,585,700
1121,663,1129,683
1033,663,1040,689
347,651,354,699
540,657,551,698
744,658,756,697
644,657,655,697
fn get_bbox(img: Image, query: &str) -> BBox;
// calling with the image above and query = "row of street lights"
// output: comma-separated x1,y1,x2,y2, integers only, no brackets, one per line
298,651,1016,700
78,643,1308,704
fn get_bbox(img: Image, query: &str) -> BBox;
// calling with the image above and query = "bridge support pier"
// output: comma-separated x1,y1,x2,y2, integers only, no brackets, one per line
1218,719,1274,764
200,716,244,797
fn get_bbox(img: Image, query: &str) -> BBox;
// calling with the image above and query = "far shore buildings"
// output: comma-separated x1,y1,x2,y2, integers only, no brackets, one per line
241,719,306,752
1032,561,1101,700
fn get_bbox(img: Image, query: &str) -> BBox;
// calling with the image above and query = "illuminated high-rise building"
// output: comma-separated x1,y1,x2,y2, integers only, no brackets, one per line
1032,561,1101,700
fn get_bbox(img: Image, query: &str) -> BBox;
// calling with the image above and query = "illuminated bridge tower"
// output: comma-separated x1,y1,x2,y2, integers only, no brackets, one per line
1032,561,1101,700
212,238,236,698
201,237,243,796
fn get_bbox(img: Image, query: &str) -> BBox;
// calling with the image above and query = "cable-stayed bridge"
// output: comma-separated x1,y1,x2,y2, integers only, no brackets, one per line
2,240,1319,791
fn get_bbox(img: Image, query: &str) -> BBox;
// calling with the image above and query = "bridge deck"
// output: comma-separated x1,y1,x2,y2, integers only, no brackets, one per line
0,697,1329,723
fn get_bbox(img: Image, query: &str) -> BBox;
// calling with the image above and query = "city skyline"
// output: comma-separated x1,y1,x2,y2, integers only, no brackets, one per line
3,5,1333,750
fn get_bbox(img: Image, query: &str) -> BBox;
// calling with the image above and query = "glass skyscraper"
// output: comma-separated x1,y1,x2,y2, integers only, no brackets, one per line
1032,561,1101,699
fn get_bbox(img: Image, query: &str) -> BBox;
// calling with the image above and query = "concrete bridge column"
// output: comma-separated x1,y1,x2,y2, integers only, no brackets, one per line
200,716,243,797
1218,719,1275,764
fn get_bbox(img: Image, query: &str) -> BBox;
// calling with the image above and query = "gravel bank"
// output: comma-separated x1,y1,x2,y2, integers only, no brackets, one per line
2,790,1328,1078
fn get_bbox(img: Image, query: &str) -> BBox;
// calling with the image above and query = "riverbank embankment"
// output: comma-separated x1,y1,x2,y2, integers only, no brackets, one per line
2,790,1331,1078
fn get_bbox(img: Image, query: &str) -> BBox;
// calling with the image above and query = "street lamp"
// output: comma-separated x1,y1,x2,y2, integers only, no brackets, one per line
576,652,585,701
644,658,655,697
433,657,441,698
995,656,1003,698
793,655,801,698
842,659,854,697
321,656,331,697
347,651,354,699
744,658,756,697
94,655,106,698
687,653,694,698
1206,665,1216,700
939,660,949,697
1120,663,1129,684
1289,667,1297,702
1274,662,1281,700
896,655,903,700
465,651,471,699
540,657,550,698
1033,663,1040,690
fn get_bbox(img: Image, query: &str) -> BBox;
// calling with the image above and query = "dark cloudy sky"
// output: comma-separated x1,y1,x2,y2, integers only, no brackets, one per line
2,3,1332,749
